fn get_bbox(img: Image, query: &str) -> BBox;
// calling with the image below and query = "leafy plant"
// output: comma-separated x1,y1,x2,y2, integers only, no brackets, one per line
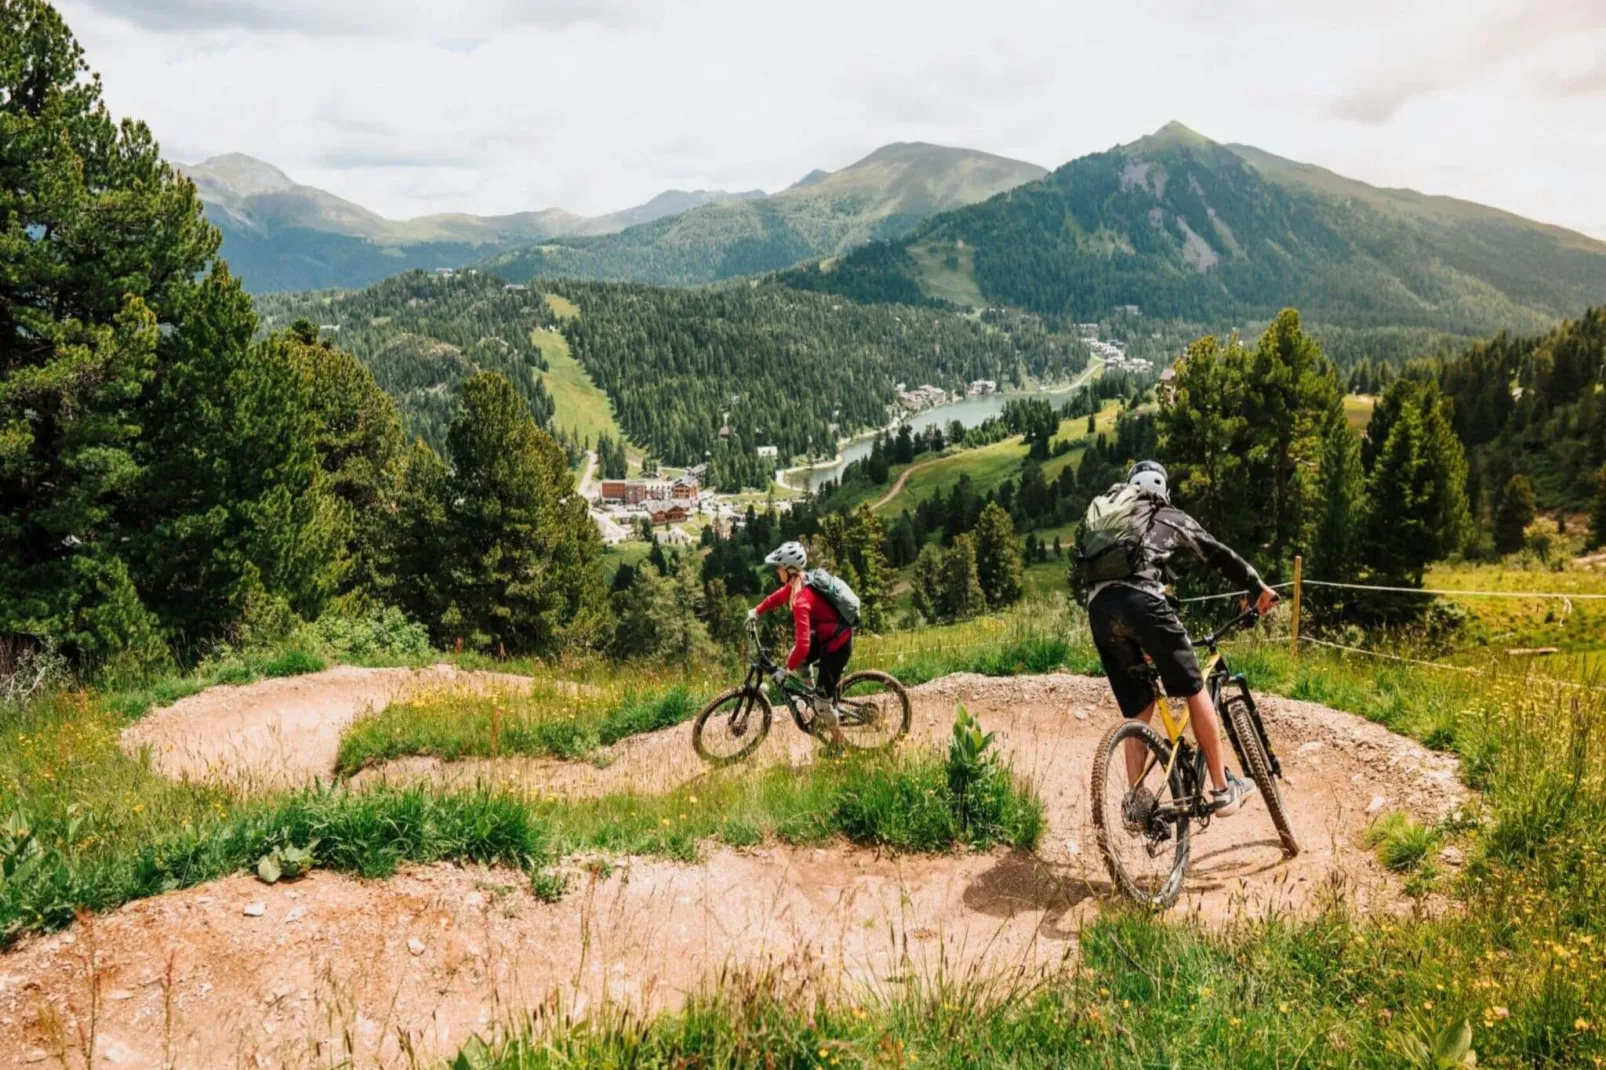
255,840,319,885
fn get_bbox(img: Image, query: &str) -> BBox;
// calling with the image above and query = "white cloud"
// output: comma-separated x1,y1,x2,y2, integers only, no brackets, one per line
57,0,1606,238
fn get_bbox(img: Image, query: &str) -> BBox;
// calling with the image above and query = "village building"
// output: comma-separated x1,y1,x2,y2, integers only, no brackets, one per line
647,501,690,524
599,479,674,506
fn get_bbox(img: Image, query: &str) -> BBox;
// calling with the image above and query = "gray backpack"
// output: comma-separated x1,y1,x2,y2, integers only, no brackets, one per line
805,568,861,628
1077,484,1157,583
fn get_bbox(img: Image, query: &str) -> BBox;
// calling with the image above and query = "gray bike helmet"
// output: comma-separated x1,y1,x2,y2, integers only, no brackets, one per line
764,541,808,571
1128,460,1169,500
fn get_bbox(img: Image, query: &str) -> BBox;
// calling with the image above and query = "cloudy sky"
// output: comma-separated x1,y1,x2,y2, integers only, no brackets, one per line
58,0,1606,237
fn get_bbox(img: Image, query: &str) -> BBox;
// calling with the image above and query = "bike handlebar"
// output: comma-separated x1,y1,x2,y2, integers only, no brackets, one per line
1200,607,1259,650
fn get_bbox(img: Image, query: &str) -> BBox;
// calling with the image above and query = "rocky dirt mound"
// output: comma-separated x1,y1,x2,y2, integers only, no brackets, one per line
6,669,1465,1067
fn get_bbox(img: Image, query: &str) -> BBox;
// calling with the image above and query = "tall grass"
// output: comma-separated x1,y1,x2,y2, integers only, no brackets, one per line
333,682,711,776
0,786,551,943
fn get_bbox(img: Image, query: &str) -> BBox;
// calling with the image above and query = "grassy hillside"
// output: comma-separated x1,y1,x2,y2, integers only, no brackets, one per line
781,122,1606,341
479,143,1046,287
529,294,625,448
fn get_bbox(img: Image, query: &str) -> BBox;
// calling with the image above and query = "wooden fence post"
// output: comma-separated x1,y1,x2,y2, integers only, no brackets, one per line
1290,555,1303,658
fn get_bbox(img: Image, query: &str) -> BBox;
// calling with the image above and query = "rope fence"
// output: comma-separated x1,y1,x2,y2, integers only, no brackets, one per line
850,558,1606,688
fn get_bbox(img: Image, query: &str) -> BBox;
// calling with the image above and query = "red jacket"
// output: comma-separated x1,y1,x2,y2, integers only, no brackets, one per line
755,582,852,671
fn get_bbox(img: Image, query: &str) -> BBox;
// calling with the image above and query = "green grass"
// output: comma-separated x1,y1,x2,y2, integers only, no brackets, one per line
1344,392,1377,431
1366,809,1437,871
530,326,625,448
909,239,986,308
542,293,579,320
535,747,1043,861
466,620,1606,1067
0,783,553,941
333,682,709,776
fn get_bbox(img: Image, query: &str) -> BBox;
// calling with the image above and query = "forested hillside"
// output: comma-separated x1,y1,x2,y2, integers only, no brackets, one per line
1,7,605,667
258,273,565,457
264,272,1092,490
780,123,1606,342
479,143,1045,287
1433,305,1606,518
546,281,1086,487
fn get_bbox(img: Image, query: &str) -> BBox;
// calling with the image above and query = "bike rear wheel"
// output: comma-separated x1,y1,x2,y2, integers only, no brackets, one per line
692,686,773,765
834,670,911,752
1224,696,1300,856
1091,719,1193,909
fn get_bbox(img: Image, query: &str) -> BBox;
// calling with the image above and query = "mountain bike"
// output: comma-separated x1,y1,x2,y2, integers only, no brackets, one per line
1090,607,1299,909
692,620,911,764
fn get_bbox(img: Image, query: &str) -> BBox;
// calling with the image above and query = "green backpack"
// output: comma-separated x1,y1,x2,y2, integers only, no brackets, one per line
1077,484,1156,583
804,568,861,628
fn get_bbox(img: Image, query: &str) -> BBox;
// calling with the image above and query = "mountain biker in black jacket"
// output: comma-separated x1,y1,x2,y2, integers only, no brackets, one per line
1088,460,1279,817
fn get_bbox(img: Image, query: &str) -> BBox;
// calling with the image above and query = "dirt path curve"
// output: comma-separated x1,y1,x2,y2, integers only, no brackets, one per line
120,665,540,792
10,672,1465,1067
871,456,937,510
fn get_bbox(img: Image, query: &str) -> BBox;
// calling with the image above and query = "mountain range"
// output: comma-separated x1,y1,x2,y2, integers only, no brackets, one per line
180,144,1042,293
478,142,1048,287
779,123,1606,340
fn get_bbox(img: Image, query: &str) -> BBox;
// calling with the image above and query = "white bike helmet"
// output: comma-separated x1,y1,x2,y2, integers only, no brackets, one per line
764,541,808,572
1128,460,1169,501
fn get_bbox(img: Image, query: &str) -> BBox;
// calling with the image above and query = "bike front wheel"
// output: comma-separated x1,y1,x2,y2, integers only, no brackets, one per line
692,686,773,765
1091,719,1193,909
1224,696,1300,857
834,670,911,752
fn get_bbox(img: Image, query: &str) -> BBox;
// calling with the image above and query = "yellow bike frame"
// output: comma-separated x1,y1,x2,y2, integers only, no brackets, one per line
1147,651,1224,784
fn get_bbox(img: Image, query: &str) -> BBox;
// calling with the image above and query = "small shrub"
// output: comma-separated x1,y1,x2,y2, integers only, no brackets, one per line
1365,810,1435,871
257,648,326,678
303,606,432,662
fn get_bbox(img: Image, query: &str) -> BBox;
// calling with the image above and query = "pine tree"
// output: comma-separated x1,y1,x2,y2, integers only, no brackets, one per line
1158,311,1342,573
1590,465,1606,550
1312,413,1366,579
433,372,609,654
972,503,1024,608
911,543,946,623
2,1,350,666
942,534,987,621
1493,473,1536,556
1360,379,1472,584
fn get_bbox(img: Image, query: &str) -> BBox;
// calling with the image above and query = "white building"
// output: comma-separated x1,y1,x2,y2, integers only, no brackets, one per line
756,445,779,459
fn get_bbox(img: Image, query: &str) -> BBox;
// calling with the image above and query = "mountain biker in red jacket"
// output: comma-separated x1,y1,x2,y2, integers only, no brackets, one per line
748,540,851,748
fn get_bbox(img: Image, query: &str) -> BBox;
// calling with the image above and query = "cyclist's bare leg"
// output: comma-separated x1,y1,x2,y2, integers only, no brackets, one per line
1184,690,1229,792
1123,700,1158,783
1123,693,1228,793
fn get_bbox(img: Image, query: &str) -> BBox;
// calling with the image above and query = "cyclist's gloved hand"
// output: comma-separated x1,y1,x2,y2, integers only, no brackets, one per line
770,668,789,687
746,608,759,623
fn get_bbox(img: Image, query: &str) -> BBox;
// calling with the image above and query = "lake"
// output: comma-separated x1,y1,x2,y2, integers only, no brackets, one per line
784,385,1086,492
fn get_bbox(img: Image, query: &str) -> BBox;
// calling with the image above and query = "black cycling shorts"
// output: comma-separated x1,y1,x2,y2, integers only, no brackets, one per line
1088,585,1204,718
805,635,852,699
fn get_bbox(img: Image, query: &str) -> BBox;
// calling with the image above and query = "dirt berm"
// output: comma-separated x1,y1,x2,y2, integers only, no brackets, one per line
0,668,1465,1067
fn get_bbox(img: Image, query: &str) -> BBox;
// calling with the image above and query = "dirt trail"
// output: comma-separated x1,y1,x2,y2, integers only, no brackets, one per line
120,665,540,792
9,670,1465,1067
871,456,937,510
